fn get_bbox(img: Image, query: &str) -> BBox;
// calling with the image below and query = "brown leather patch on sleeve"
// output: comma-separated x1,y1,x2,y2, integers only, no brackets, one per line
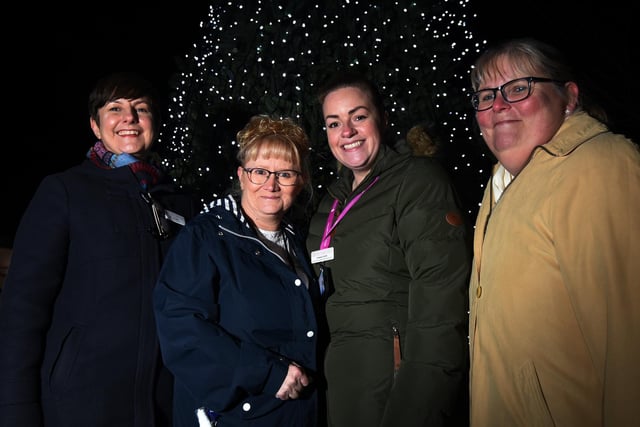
445,212,463,227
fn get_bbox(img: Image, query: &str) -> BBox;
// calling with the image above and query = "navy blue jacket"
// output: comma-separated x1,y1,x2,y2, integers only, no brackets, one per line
0,159,196,426
154,195,322,427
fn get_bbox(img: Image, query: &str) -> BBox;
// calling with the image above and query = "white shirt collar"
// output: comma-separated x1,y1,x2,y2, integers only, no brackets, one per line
492,164,514,203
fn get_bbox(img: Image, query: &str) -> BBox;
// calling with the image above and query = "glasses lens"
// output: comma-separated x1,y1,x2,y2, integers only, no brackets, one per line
503,78,531,103
245,168,299,186
473,90,495,111
275,171,298,186
248,168,269,184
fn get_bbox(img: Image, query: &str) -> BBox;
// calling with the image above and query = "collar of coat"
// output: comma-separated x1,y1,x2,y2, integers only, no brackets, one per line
204,193,296,237
537,111,610,158
328,143,410,200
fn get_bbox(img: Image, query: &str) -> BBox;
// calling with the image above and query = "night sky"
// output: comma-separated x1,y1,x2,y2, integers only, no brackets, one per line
3,1,635,244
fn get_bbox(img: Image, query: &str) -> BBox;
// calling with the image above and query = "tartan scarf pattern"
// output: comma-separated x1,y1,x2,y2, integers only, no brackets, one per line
87,140,161,190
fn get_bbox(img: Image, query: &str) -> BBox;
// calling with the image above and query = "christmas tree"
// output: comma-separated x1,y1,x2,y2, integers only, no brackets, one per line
158,0,493,223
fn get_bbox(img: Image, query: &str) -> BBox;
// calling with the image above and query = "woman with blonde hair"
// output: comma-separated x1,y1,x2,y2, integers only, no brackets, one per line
154,115,324,427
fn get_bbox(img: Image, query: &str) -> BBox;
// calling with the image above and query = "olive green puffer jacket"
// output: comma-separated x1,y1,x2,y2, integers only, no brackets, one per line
307,144,471,427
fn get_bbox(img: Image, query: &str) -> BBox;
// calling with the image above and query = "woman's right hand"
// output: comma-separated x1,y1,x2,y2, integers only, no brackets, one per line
275,363,311,400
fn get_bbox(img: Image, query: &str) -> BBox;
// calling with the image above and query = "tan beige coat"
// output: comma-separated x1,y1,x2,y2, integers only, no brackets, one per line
469,112,640,427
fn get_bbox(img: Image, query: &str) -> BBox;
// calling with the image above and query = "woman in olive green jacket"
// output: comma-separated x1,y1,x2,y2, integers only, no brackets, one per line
307,71,471,427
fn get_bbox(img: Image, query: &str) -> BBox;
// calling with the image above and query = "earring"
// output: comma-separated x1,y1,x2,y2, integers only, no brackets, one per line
565,108,571,115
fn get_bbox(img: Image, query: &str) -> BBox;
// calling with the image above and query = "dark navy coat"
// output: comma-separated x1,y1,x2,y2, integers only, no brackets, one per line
153,195,322,427
0,160,196,426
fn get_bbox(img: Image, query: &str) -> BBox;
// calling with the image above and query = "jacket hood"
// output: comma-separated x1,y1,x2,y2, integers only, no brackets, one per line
203,194,298,238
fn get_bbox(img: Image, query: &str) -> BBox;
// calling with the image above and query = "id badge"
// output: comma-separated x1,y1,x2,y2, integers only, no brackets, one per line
165,209,186,226
311,247,334,264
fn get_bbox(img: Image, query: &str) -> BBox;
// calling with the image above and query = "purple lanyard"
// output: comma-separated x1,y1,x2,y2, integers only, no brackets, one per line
320,176,380,249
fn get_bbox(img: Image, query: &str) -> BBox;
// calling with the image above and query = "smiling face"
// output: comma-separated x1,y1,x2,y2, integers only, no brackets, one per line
322,86,383,187
90,97,155,157
475,56,578,175
237,146,303,231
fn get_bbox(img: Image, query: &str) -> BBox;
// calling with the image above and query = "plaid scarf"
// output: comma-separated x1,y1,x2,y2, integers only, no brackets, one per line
87,140,161,190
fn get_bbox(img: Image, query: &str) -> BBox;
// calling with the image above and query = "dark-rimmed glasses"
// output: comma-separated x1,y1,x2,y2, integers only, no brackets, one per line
242,167,301,186
471,77,565,112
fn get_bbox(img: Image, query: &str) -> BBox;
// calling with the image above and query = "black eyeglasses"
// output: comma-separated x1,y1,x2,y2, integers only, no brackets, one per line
242,167,301,186
471,76,565,112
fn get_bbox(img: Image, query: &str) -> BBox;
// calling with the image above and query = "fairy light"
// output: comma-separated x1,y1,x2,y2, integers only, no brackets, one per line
158,0,492,222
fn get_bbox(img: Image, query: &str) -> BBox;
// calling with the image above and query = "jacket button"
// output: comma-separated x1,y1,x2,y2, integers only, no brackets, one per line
476,286,482,298
242,402,251,412
306,331,314,338
294,279,302,287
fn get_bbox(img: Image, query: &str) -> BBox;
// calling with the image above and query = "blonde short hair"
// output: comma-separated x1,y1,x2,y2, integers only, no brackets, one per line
236,115,311,182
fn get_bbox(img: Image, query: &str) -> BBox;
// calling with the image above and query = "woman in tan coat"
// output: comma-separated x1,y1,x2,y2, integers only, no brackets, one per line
468,38,640,426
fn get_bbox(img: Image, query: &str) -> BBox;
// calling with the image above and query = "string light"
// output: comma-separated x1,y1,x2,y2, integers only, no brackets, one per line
158,0,493,223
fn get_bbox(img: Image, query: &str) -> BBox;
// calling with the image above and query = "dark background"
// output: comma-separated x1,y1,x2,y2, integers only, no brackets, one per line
3,1,636,245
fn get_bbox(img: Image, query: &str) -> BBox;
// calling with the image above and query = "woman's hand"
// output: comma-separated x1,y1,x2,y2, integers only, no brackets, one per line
275,363,311,400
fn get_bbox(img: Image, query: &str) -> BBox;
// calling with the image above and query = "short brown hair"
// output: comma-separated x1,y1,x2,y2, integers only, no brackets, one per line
88,72,161,135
